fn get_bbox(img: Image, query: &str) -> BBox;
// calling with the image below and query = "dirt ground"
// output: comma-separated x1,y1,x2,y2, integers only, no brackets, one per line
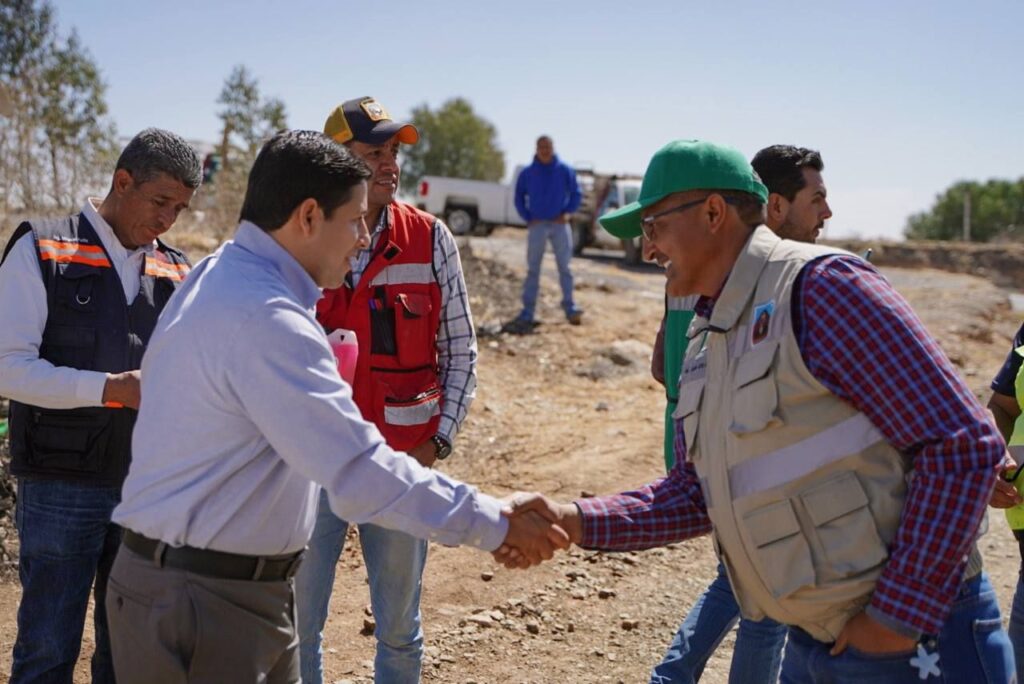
0,227,1021,683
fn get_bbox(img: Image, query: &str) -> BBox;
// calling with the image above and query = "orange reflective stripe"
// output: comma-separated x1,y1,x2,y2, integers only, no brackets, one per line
38,247,111,267
37,239,106,255
37,239,111,267
144,257,189,281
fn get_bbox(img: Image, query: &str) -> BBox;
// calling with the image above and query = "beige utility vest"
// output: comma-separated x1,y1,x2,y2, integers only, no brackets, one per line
674,226,911,642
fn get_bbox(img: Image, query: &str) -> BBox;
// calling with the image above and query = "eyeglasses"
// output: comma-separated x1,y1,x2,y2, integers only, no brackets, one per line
639,195,740,241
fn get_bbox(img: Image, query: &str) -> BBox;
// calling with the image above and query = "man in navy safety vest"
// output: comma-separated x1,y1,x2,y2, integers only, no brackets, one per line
0,128,200,683
297,97,480,684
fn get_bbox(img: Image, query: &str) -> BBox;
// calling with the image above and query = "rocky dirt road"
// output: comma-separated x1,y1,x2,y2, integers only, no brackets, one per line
0,228,1020,683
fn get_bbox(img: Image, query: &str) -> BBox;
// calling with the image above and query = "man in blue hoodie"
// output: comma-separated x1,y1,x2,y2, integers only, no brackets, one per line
512,135,583,330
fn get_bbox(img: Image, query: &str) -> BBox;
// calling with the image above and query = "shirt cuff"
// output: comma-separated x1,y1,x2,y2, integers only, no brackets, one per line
573,496,608,548
467,492,509,552
437,417,457,445
865,605,922,641
868,569,952,638
77,371,109,406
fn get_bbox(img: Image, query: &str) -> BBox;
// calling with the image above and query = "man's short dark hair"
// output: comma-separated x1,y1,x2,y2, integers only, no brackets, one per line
750,145,824,202
536,135,552,145
116,128,203,189
240,130,371,232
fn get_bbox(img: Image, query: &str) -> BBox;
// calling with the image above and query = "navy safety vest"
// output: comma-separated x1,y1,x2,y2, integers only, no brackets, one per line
1,214,190,485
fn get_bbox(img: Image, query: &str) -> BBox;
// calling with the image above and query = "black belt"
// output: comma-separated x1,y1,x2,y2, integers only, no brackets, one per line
122,530,303,582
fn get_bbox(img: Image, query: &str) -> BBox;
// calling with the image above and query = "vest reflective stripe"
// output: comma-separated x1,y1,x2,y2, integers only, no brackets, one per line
384,392,441,426
367,263,435,287
144,256,190,281
728,413,886,498
37,239,111,267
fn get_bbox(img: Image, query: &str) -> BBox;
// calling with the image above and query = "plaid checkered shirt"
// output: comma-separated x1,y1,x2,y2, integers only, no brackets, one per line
575,254,1003,638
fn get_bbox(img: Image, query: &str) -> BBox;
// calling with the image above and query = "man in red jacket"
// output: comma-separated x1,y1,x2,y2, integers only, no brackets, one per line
294,97,479,684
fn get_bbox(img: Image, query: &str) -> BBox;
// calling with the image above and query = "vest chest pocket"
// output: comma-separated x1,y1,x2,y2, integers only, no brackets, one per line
799,472,887,580
672,380,705,460
743,499,815,598
40,325,96,370
393,292,435,368
55,262,104,314
730,342,782,435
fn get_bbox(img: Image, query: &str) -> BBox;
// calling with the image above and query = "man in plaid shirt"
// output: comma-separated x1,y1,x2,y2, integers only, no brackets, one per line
502,140,1014,682
295,98,479,684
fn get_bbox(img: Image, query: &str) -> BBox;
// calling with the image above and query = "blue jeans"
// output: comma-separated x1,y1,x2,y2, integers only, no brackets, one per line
518,220,579,321
11,478,122,684
780,572,1014,683
1008,572,1024,683
651,563,786,683
295,489,428,684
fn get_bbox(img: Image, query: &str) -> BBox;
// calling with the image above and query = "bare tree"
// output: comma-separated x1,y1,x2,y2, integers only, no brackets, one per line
0,0,116,217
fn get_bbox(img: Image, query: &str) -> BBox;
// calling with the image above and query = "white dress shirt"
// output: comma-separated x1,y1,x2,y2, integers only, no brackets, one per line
0,199,153,408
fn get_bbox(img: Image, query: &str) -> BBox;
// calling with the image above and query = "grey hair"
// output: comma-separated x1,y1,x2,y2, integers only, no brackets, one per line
115,128,202,189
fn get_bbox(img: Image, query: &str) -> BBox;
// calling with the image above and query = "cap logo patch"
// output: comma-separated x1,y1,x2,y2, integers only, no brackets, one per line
361,99,390,122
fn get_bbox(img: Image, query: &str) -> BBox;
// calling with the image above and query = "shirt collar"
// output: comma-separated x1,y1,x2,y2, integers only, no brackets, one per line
233,221,322,310
694,276,731,319
82,197,155,258
371,205,389,237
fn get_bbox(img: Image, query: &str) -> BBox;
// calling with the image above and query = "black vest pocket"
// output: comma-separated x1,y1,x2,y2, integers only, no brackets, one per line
40,325,97,370
26,408,112,474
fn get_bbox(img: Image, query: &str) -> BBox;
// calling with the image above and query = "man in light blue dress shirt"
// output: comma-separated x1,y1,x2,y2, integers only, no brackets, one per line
103,130,568,683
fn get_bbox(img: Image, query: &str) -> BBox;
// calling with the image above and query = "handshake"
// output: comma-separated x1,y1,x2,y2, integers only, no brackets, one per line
492,492,583,569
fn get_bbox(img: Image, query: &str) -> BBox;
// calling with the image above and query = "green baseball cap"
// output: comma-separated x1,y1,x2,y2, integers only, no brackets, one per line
599,139,769,239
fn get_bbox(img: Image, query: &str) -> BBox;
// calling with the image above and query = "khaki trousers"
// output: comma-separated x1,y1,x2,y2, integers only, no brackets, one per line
105,545,299,683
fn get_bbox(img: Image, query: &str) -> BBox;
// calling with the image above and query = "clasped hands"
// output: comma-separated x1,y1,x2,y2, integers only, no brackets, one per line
491,492,582,569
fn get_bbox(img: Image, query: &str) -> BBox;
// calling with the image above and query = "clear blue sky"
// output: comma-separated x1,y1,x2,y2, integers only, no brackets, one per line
52,0,1023,240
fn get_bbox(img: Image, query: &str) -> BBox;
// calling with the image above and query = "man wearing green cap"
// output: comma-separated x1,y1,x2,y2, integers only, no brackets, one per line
500,139,1013,681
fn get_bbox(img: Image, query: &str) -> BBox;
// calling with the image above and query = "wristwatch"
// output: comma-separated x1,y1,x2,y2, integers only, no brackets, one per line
431,434,452,461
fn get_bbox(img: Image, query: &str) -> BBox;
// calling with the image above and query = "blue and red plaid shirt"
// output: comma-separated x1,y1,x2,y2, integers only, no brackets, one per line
576,254,1003,638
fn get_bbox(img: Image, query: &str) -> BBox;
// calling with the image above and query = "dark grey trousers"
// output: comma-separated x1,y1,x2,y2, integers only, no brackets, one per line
105,545,299,683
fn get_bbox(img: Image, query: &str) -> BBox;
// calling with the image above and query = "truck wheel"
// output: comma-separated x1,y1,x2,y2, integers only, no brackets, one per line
622,238,643,265
445,207,476,235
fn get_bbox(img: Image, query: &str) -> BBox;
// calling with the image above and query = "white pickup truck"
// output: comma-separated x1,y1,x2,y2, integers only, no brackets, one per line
414,168,645,263
415,171,524,236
